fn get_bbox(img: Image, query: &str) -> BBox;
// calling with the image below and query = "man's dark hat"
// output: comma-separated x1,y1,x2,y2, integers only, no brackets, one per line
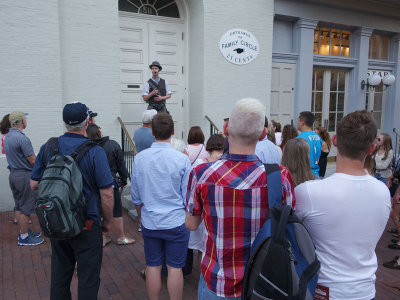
63,102,89,125
88,109,98,119
149,61,162,71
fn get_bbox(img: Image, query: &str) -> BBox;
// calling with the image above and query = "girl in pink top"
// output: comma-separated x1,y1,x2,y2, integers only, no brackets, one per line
184,126,209,164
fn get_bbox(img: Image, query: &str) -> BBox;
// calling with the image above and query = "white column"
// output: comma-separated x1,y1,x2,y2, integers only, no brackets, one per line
347,27,373,112
388,34,400,136
293,18,318,121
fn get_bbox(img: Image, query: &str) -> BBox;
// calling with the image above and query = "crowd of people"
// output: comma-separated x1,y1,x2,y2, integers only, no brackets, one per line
1,96,399,300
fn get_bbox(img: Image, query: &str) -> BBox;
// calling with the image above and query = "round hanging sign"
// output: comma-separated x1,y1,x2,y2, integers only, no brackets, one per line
219,28,259,65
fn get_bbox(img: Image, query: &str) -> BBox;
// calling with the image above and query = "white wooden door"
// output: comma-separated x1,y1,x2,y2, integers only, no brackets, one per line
119,16,185,138
270,63,295,126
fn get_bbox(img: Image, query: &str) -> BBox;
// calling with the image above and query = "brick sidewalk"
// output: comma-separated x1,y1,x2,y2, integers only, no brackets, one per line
1,209,400,299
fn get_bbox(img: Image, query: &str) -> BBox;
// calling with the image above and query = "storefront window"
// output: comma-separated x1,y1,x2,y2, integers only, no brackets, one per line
369,34,389,60
119,0,180,18
314,27,351,57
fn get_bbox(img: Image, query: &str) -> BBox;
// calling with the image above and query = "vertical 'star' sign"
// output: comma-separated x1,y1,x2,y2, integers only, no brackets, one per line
219,29,259,65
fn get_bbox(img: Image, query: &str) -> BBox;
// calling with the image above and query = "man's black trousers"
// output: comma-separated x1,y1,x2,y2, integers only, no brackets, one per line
50,223,103,300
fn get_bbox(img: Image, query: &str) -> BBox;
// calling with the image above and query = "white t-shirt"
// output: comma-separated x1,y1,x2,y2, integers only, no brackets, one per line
295,173,390,300
275,132,282,146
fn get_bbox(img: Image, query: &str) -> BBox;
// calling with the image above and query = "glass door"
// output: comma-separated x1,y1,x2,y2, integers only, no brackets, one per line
311,69,348,133
365,82,385,130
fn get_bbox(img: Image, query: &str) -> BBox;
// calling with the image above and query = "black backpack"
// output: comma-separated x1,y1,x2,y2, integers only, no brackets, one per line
242,164,320,300
35,138,95,240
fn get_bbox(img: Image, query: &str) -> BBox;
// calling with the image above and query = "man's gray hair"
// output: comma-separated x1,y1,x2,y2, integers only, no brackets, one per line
64,119,87,131
229,98,265,143
170,137,186,153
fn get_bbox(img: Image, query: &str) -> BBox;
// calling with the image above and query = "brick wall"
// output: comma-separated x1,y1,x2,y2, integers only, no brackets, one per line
189,0,274,132
0,0,121,208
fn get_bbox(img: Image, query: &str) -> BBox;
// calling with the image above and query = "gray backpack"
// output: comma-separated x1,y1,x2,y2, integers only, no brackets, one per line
35,138,95,240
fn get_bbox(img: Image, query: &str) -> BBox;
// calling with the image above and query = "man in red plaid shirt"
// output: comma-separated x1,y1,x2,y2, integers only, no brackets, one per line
186,98,295,299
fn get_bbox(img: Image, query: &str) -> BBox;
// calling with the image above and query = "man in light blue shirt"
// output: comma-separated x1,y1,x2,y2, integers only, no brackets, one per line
131,113,191,300
255,116,281,164
296,111,322,176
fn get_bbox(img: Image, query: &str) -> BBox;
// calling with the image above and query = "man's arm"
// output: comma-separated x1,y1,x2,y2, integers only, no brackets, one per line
30,179,39,191
185,213,202,231
142,89,158,102
27,154,36,166
142,81,158,102
100,186,114,233
185,169,204,231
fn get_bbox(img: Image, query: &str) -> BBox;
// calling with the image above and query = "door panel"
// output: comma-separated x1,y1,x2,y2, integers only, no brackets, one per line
270,63,295,126
119,17,184,138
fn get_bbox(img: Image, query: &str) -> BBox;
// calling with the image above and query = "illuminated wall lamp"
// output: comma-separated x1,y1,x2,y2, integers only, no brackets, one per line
361,74,381,91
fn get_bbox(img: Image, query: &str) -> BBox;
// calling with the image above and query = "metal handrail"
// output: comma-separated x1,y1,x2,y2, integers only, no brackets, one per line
117,117,137,179
205,115,220,136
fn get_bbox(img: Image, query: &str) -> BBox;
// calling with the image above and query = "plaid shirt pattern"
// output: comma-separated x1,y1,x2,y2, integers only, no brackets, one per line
186,153,295,298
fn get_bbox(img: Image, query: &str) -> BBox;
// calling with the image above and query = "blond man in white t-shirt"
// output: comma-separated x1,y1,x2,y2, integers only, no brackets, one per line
295,110,390,300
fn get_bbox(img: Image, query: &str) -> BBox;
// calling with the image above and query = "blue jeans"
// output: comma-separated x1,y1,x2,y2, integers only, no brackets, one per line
375,173,388,185
198,274,241,300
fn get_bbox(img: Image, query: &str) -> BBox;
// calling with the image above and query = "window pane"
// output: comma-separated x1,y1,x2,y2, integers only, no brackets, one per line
331,30,341,56
338,72,345,91
374,93,383,111
315,113,322,128
381,36,389,60
315,70,324,91
311,93,315,111
158,2,180,18
320,28,330,55
315,92,323,112
330,71,338,91
341,31,350,57
119,0,140,12
336,113,344,126
314,28,320,54
329,93,337,111
119,0,180,18
338,93,345,111
328,113,336,131
369,34,389,60
373,112,382,129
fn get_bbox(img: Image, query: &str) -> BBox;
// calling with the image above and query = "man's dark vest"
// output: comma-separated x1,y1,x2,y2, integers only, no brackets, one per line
148,78,167,111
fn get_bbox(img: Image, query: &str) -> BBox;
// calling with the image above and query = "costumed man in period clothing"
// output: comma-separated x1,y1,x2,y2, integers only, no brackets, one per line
142,61,172,113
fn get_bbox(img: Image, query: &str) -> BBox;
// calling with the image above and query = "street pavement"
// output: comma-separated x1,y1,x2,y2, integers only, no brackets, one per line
1,181,400,299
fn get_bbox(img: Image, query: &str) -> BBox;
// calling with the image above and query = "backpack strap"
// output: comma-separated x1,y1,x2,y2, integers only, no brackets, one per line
71,140,97,165
264,163,283,209
42,137,59,166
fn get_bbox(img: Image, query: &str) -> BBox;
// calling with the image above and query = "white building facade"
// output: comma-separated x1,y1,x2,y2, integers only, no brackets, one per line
0,0,399,206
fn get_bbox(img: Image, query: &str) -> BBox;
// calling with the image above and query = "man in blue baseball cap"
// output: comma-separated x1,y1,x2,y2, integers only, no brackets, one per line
31,101,114,299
